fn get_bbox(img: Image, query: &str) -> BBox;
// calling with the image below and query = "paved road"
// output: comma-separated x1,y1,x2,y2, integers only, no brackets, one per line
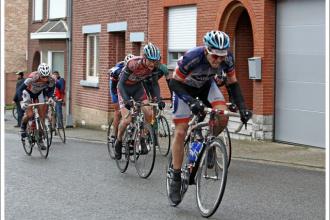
5,132,325,220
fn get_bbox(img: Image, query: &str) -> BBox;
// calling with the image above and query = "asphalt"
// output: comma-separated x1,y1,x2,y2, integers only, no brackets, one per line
5,110,326,171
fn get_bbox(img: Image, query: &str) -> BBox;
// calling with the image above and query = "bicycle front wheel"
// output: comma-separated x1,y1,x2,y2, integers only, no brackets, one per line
22,123,34,156
156,115,171,156
36,120,50,159
196,138,228,218
107,118,115,159
134,123,155,178
219,127,232,168
115,130,129,173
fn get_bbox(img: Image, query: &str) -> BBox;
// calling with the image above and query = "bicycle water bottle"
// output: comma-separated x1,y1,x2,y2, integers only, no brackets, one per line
188,141,203,166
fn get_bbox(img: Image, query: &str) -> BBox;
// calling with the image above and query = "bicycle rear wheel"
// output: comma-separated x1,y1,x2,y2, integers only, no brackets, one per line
56,117,66,143
36,120,50,159
107,118,115,159
45,116,53,147
12,105,18,121
219,127,232,168
22,124,34,156
115,131,129,173
156,115,171,156
134,123,155,178
196,138,228,218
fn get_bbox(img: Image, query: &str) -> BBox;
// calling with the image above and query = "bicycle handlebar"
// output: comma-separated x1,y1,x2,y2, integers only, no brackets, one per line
188,107,245,133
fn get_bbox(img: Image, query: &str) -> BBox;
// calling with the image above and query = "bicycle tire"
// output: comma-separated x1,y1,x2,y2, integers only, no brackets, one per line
36,120,50,159
196,138,228,217
115,130,129,173
134,123,156,178
12,105,18,121
56,117,66,144
107,118,115,159
156,115,171,156
219,127,232,168
45,116,53,147
22,123,34,156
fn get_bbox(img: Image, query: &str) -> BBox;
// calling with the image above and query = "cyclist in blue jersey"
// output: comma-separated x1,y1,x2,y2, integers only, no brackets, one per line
167,31,252,205
108,54,135,139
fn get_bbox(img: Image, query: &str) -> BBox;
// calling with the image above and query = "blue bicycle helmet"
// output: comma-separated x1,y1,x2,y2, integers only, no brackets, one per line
143,43,161,61
203,31,230,50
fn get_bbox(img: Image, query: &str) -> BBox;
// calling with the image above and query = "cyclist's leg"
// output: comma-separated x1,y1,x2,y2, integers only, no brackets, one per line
20,90,33,138
114,87,132,159
110,80,120,136
168,93,190,204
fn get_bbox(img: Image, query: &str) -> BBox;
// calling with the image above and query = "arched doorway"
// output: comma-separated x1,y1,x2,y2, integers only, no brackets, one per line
32,51,41,71
219,4,254,110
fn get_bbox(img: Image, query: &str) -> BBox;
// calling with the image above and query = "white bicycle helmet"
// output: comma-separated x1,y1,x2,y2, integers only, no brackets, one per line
37,63,51,77
124,54,135,65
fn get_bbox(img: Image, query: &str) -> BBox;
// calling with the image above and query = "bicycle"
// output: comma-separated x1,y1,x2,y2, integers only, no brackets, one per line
46,99,66,146
149,101,171,156
166,107,245,217
115,101,156,178
21,101,51,159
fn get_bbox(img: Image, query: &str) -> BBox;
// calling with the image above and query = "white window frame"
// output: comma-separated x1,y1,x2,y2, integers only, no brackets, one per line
33,0,43,21
47,50,64,73
48,0,67,20
86,34,99,83
168,51,186,69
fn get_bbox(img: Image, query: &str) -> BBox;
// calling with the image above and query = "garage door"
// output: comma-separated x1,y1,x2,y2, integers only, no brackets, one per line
275,0,325,147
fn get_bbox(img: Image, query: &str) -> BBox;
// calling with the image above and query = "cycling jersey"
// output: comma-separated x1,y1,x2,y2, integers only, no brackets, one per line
108,61,125,103
17,71,55,99
175,46,235,88
118,56,161,102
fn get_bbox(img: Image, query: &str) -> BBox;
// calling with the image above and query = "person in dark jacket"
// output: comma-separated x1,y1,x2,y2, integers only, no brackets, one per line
12,71,25,127
52,71,66,128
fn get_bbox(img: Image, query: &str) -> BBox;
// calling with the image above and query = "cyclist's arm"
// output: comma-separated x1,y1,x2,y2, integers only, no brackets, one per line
227,70,247,111
117,67,131,101
150,73,161,101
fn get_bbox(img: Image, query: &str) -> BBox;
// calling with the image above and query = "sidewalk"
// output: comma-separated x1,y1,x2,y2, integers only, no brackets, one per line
5,110,325,171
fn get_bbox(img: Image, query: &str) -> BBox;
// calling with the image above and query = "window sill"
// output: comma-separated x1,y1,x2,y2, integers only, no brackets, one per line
80,80,99,88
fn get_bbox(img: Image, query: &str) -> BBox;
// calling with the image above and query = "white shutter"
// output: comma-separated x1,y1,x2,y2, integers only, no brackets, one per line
34,0,43,21
168,6,197,51
49,0,66,19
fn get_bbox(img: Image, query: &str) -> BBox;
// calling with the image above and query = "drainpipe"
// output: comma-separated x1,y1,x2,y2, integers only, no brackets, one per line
65,0,73,128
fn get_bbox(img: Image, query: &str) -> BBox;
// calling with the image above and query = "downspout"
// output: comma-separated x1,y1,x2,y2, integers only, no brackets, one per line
65,0,73,127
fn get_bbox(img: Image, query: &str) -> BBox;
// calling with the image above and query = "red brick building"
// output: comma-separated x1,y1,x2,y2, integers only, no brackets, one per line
5,0,28,104
71,0,151,127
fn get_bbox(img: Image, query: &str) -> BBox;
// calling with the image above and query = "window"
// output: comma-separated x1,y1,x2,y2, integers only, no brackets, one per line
33,0,43,21
168,6,197,69
86,34,99,82
49,0,66,19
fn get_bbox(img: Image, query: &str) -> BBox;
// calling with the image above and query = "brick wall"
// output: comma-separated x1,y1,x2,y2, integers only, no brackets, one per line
149,0,275,116
5,0,28,104
71,0,148,125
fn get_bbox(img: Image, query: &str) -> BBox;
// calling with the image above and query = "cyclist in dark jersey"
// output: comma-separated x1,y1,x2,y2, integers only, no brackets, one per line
167,31,252,205
114,43,165,160
108,54,135,139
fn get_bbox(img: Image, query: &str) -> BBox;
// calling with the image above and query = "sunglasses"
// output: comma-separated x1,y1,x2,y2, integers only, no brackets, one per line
206,47,226,60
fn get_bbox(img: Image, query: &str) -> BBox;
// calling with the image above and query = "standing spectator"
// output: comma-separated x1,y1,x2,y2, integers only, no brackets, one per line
12,71,25,127
53,71,65,128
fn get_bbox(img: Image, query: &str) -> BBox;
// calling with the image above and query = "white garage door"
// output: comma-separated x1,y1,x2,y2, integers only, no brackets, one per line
275,0,325,148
